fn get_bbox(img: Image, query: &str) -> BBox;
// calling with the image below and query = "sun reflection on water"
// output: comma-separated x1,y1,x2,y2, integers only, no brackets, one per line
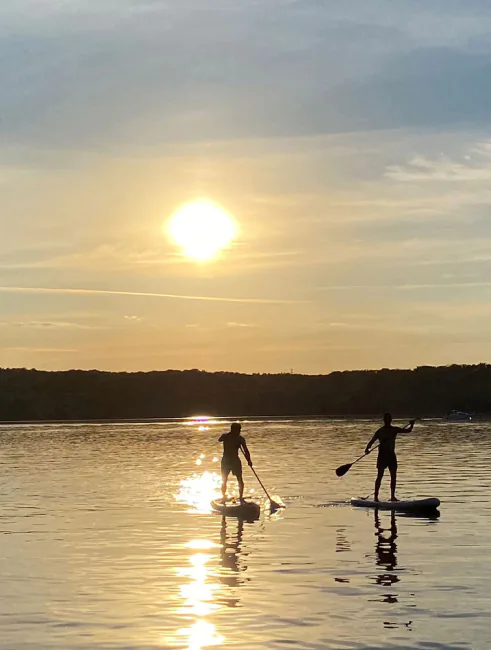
175,471,222,513
179,553,220,617
177,620,224,650
174,548,223,649
172,456,258,648
185,416,221,427
186,540,219,551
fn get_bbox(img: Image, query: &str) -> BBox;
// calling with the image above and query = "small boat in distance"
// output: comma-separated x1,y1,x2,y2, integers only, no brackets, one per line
446,410,472,422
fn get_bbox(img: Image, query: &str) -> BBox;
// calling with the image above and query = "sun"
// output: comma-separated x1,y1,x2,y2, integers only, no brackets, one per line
166,199,238,261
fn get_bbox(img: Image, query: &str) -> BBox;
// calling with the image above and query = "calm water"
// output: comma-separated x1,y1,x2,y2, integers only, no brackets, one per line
0,419,490,649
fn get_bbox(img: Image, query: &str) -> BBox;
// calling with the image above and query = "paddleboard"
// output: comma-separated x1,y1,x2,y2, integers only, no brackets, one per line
211,499,261,519
351,497,440,511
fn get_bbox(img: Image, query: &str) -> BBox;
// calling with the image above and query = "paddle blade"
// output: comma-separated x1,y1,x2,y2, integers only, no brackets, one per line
335,462,352,477
269,495,285,512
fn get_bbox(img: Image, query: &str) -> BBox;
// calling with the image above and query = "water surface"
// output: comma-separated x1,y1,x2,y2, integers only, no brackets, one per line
0,419,489,649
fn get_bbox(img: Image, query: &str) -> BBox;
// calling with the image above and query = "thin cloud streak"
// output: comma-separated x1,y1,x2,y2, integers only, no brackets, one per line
0,286,303,304
2,347,79,353
315,281,491,291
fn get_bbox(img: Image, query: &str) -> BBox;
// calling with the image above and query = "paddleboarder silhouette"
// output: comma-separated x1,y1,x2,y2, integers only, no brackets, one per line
218,423,252,504
365,413,415,502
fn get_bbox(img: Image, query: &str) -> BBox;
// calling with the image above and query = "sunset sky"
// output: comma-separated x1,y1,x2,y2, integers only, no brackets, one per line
2,0,491,373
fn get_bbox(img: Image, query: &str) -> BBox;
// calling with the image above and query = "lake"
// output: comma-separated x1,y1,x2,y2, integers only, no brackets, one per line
0,418,489,649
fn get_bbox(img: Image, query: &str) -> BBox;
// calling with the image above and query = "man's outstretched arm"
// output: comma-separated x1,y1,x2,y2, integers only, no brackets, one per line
400,419,416,433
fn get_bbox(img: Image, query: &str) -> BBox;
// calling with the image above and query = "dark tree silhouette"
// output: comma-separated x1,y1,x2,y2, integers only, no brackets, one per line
0,364,488,421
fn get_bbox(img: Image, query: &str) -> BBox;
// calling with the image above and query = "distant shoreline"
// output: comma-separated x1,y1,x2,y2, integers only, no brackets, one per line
1,365,488,422
0,414,476,426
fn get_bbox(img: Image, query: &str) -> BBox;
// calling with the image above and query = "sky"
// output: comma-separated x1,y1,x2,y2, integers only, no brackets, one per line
2,0,491,374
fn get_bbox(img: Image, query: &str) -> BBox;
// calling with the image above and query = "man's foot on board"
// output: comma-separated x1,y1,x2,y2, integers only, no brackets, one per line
390,497,399,502
373,496,380,502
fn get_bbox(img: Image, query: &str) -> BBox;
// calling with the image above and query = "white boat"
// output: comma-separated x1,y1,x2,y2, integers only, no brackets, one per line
446,410,472,422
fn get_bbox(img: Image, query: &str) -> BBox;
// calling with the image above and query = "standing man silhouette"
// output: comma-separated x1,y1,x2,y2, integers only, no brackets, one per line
218,423,252,503
365,413,415,501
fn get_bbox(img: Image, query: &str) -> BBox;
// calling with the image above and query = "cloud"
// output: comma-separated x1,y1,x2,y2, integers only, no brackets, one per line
4,3,491,149
0,285,304,304
315,280,491,291
6,320,95,329
1,346,79,353
386,143,491,182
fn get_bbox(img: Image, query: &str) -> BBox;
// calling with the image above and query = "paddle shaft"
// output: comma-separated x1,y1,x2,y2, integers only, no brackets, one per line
249,464,274,501
240,449,275,503
353,444,379,467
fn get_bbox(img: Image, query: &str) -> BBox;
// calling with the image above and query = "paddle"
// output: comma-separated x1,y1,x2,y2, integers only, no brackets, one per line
241,450,284,511
335,445,379,477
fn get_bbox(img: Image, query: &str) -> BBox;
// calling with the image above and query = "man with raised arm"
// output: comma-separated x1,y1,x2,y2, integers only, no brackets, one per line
365,413,415,502
218,423,252,504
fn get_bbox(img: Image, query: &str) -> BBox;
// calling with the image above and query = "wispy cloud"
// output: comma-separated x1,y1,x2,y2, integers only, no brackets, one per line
1,347,79,353
386,141,491,182
0,286,303,304
315,281,491,291
0,320,95,329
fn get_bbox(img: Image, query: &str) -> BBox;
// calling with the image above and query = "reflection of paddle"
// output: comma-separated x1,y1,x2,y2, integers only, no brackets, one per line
335,445,379,477
241,450,284,511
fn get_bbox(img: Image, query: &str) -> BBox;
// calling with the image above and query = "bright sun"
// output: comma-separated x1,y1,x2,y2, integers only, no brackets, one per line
166,199,237,261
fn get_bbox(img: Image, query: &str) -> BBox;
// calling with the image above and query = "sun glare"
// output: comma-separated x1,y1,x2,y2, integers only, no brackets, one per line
166,200,237,262
175,471,222,513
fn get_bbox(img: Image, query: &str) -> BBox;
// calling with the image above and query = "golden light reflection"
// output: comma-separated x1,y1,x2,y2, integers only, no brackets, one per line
175,550,223,649
177,620,224,650
184,416,220,429
180,554,218,617
175,471,222,513
166,199,237,262
171,516,256,648
186,540,219,550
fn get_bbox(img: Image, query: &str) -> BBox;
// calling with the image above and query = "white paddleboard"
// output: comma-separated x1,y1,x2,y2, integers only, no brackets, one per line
351,497,440,511
210,499,260,519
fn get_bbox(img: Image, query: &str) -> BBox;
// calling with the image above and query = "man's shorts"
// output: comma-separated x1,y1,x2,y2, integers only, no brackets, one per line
377,452,397,472
221,457,242,478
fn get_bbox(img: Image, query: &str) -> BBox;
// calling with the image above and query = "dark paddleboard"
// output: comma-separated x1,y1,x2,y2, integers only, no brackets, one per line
351,497,440,512
211,499,260,519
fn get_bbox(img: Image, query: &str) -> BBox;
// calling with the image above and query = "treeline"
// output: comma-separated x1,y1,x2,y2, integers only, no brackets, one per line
0,364,490,421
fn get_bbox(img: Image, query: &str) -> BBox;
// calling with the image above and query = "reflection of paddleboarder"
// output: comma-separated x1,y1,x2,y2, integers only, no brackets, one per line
220,516,246,578
374,510,399,594
218,516,250,607
218,423,252,503
365,413,415,501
